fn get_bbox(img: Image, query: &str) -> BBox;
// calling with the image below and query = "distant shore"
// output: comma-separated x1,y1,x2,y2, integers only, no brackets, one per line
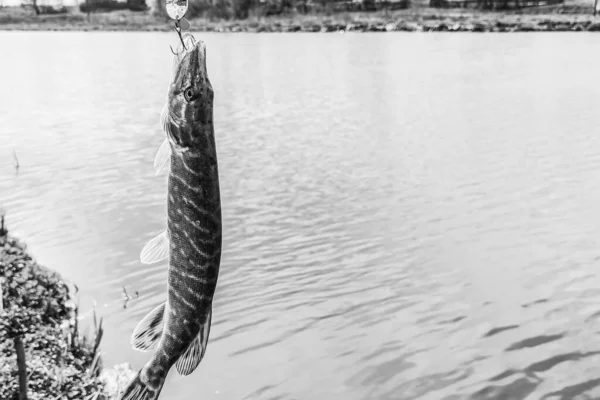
2,3,600,32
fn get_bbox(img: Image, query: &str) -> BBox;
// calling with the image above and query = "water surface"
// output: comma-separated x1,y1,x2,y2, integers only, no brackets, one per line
2,31,600,399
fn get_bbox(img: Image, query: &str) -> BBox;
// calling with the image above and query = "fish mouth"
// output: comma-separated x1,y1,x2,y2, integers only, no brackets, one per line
174,32,204,60
169,33,210,126
171,32,208,87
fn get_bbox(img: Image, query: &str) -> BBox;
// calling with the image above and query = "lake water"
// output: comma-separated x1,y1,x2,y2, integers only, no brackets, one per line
3,31,600,399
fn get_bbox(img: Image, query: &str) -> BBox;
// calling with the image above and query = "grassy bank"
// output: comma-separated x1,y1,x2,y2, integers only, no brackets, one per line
1,1,600,32
0,222,134,399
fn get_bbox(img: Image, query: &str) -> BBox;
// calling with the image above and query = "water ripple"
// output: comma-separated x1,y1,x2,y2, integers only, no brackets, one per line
3,32,600,400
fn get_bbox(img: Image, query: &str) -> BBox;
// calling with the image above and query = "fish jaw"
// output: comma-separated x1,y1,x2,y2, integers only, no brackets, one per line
166,37,214,151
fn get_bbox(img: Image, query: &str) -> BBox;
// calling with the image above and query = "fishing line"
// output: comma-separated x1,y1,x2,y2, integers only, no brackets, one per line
166,0,190,55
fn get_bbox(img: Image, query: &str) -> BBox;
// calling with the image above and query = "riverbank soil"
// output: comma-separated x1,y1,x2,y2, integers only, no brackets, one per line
1,0,600,32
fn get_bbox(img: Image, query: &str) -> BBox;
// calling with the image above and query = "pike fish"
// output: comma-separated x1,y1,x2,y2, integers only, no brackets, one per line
120,33,221,400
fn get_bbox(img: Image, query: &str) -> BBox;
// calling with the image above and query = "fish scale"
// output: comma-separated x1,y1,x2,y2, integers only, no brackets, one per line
120,33,222,400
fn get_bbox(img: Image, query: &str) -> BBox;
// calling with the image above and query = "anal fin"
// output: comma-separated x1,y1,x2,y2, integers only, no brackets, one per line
140,230,169,264
131,302,166,352
175,307,212,376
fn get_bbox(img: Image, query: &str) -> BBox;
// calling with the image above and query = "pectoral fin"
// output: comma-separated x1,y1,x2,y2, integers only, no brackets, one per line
175,307,212,376
140,230,169,264
160,104,174,140
131,302,166,352
154,138,171,175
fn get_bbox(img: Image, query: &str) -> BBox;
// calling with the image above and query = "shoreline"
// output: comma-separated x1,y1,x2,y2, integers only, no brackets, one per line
0,225,134,399
2,6,600,32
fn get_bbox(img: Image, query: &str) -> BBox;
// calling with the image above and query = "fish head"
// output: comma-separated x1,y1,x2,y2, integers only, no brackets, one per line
167,33,214,150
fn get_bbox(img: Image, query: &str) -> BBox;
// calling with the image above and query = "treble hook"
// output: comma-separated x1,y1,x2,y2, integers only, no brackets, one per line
170,20,187,55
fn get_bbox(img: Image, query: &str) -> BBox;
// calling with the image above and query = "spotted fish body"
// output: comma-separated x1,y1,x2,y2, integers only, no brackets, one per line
120,33,221,400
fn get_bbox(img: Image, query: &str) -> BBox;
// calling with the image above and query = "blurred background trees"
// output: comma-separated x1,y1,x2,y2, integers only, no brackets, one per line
2,0,410,19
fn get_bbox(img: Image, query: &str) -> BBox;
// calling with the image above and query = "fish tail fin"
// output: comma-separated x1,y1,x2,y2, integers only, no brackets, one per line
119,370,165,400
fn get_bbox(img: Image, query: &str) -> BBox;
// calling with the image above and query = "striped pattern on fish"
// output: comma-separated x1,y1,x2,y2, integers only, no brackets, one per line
120,33,221,400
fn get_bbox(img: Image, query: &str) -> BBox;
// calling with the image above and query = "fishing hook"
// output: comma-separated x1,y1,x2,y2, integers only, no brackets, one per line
169,20,187,55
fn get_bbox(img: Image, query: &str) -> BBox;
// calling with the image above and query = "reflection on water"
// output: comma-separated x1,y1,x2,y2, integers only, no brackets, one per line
2,31,600,399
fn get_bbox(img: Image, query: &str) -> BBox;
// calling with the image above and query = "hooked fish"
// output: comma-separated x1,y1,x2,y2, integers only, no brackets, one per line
120,33,221,400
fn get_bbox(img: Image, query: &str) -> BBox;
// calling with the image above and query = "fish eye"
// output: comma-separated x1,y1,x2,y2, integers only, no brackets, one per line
184,87,195,102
